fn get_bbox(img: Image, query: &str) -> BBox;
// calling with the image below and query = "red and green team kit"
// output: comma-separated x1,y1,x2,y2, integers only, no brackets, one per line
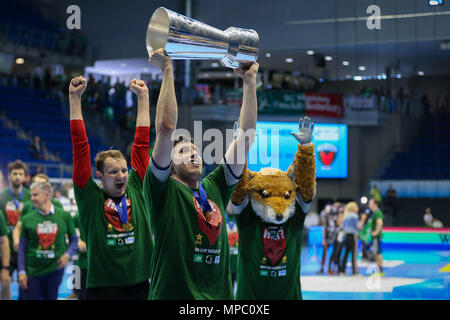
0,118,311,299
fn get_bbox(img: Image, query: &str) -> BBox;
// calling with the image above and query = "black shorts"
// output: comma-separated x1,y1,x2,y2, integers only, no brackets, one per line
372,237,382,255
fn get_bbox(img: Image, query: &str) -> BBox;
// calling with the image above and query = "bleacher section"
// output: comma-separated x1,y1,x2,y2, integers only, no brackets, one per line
0,0,85,55
0,86,107,178
381,115,450,180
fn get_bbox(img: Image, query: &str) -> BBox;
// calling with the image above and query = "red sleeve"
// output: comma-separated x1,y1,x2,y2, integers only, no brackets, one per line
131,126,150,181
70,120,92,189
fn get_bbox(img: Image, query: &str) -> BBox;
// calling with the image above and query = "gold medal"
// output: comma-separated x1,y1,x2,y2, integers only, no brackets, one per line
122,222,134,232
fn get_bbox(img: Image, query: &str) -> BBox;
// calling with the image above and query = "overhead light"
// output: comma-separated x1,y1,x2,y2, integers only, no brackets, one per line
396,73,402,78
418,71,424,76
307,50,314,55
211,62,219,68
15,58,25,65
353,76,362,81
324,56,332,61
377,75,382,80
342,61,350,66
382,73,387,79
318,78,324,83
361,196,368,204
265,52,271,58
428,0,443,6
285,58,294,63
358,66,366,71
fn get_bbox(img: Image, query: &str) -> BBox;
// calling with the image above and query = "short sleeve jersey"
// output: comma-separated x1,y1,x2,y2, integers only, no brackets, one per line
143,162,236,300
20,207,76,277
73,169,153,288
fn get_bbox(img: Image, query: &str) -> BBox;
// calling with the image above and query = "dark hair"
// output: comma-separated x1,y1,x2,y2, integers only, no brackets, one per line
8,160,27,174
173,135,194,148
370,198,381,207
94,150,126,173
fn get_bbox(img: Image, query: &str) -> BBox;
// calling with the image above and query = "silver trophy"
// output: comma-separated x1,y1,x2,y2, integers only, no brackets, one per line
146,7,259,69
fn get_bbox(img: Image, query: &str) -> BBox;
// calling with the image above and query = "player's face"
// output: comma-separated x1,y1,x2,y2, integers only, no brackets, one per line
98,157,128,198
31,187,49,210
9,169,25,189
369,199,377,211
172,142,203,181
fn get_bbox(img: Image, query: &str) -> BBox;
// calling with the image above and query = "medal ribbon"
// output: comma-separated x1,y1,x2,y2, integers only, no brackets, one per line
192,182,212,215
9,187,23,210
114,196,128,224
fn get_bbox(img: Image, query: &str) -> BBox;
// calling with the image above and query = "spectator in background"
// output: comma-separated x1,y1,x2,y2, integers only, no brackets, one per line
384,184,397,226
317,204,335,274
424,207,443,228
423,207,433,227
369,198,384,274
422,94,431,116
30,136,43,160
339,202,360,276
328,204,345,275
370,185,382,205
53,190,71,212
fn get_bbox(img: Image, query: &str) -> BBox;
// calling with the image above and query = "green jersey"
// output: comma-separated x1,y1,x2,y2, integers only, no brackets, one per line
72,212,87,270
144,161,238,300
74,169,153,288
0,187,31,253
371,209,384,239
20,207,76,277
0,210,7,237
233,197,307,300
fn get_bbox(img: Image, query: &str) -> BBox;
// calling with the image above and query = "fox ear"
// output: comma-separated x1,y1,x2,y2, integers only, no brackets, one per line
286,163,294,176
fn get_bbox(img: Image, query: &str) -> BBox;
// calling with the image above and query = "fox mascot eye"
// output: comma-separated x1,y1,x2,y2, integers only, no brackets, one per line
259,190,269,198
284,191,291,199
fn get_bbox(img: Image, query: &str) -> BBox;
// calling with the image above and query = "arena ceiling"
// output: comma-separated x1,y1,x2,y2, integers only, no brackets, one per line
48,0,450,79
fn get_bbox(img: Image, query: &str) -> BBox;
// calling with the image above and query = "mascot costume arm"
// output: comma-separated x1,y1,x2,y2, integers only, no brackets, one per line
289,117,317,211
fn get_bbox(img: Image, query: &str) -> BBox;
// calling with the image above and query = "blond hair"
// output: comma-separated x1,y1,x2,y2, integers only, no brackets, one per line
94,150,126,173
343,201,359,220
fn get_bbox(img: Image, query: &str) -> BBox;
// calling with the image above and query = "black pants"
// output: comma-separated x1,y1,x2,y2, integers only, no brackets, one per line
87,280,149,300
328,240,344,272
339,234,358,274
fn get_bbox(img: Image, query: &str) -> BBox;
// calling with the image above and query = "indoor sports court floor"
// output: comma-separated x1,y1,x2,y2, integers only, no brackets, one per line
9,243,449,300
300,244,450,300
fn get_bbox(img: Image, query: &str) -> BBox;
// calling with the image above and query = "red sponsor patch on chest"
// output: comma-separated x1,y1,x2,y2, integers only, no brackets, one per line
104,197,132,232
194,196,222,246
5,201,22,226
263,226,287,265
36,221,58,250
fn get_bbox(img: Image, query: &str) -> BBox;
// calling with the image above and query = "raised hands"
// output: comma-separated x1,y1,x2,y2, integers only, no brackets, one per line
291,117,314,145
129,78,149,97
69,76,87,97
234,62,259,85
148,48,172,71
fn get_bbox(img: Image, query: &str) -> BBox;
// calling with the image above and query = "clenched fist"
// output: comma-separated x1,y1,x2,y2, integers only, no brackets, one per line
129,78,149,97
148,48,172,71
69,76,87,97
234,62,259,85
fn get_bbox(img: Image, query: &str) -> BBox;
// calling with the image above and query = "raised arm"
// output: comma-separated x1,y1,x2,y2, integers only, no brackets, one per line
224,63,259,178
290,117,316,203
129,79,150,180
149,49,178,170
69,76,91,189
